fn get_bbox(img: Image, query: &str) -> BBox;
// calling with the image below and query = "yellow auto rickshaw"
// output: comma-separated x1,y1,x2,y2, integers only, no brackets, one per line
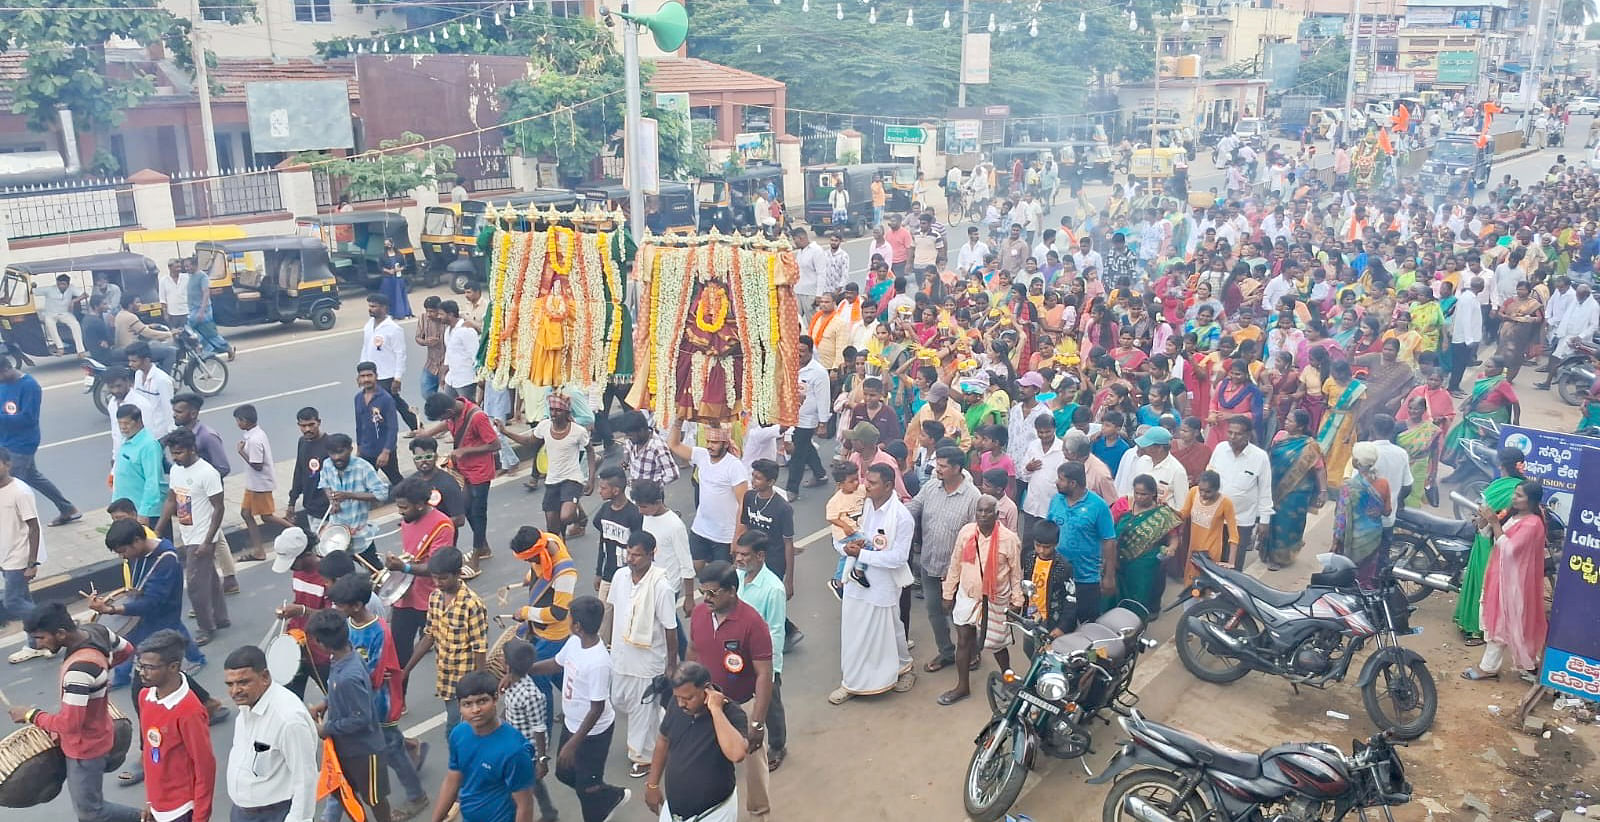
1128,146,1188,180
0,253,162,360
192,236,341,331
421,201,489,279
122,225,248,263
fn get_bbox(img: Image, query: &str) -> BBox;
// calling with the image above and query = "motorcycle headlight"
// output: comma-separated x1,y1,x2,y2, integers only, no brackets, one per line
1035,671,1070,702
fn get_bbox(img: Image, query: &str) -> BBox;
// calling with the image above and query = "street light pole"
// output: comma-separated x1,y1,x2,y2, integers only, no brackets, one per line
621,8,646,245
1342,0,1360,146
958,0,970,107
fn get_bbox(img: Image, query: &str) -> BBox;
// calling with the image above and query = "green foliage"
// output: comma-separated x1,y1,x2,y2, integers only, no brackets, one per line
0,0,255,144
298,132,457,199
1563,0,1597,27
1293,37,1350,103
685,0,1171,118
1588,20,1600,38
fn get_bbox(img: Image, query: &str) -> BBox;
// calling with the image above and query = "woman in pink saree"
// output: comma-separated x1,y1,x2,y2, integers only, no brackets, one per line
1461,479,1549,681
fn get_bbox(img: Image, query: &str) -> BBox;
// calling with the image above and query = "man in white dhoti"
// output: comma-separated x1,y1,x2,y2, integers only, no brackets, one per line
830,462,916,704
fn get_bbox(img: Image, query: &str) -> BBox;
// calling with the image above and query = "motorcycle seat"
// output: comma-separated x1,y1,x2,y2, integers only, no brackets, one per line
1221,567,1302,608
1049,621,1128,661
1396,507,1475,541
1140,720,1261,778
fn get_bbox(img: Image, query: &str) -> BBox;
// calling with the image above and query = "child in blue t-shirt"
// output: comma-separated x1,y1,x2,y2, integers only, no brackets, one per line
437,669,540,822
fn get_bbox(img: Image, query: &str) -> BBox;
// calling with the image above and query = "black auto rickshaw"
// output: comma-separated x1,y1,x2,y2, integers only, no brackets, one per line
802,163,885,235
295,212,420,290
576,181,697,235
1063,141,1117,184
876,162,919,212
697,162,785,233
192,237,341,331
420,201,488,280
0,253,161,360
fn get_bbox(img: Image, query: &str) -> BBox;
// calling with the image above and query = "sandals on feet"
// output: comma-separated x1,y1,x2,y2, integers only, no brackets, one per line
1460,667,1499,681
924,656,954,673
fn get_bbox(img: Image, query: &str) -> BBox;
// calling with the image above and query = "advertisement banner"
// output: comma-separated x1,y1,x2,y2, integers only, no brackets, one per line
1540,448,1600,698
962,33,991,85
1498,426,1598,522
1436,51,1479,84
654,92,693,158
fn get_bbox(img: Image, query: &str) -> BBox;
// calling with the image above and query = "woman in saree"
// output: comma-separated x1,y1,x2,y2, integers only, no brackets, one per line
1496,281,1543,384
1264,408,1327,570
1298,346,1332,432
1408,284,1446,356
1329,307,1363,351
1111,328,1149,374
1317,358,1366,483
1353,338,1418,438
1398,395,1443,508
1265,350,1303,436
1454,448,1528,643
1171,417,1215,487
1185,305,1223,352
912,304,943,346
1443,357,1521,464
1207,359,1264,446
1112,474,1183,614
1462,480,1549,680
1333,442,1391,587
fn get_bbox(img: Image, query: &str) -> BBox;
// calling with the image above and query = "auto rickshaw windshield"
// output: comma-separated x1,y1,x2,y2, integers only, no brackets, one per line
0,271,28,308
891,166,918,186
424,210,456,235
194,248,228,279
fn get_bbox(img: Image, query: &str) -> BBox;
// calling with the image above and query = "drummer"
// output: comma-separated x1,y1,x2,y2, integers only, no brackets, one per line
382,476,457,699
509,525,579,729
319,432,391,569
268,526,332,698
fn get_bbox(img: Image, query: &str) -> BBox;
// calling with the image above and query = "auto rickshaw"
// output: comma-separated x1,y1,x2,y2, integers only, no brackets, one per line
192,236,341,331
123,225,248,262
876,162,919,211
697,162,785,233
420,201,488,279
802,163,887,235
0,252,161,360
295,212,421,290
575,181,697,235
1063,141,1117,184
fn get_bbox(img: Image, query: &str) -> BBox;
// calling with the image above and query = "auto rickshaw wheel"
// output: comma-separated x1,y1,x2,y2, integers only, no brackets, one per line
311,307,337,331
451,272,471,294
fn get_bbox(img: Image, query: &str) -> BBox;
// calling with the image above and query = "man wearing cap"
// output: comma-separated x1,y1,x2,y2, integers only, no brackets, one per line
1115,427,1189,509
904,382,970,454
1006,372,1051,466
267,527,333,698
845,422,908,502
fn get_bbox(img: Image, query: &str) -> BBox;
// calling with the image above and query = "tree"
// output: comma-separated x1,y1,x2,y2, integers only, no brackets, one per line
1291,37,1351,105
1563,0,1597,27
0,0,255,167
1588,20,1600,38
298,131,457,199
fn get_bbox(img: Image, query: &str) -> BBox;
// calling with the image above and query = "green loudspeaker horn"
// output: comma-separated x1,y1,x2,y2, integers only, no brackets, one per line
615,0,688,52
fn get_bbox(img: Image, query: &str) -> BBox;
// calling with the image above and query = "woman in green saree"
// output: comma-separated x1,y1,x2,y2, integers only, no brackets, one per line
1443,357,1521,464
1264,408,1327,570
1334,442,1391,587
1113,474,1183,614
1317,358,1366,483
1398,395,1442,508
1454,449,1527,644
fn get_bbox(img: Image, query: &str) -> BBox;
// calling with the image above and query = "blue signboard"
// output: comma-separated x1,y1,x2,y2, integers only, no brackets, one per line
1540,448,1600,697
1499,425,1598,522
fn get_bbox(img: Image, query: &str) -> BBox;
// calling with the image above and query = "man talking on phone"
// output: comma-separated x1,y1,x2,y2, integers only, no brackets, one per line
644,662,748,822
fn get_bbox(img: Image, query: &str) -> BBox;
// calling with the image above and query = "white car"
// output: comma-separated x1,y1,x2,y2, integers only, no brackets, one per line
1571,97,1600,116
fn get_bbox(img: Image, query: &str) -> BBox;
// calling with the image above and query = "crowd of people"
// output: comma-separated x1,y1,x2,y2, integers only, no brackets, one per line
0,128,1591,821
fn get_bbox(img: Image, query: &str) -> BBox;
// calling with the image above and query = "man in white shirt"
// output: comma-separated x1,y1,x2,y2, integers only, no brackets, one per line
1261,267,1296,312
1539,283,1600,389
791,227,829,320
360,293,419,430
1366,416,1410,533
1544,275,1577,355
955,226,990,275
667,424,749,567
828,182,850,226
1017,414,1066,547
1116,427,1189,511
1031,228,1060,268
1206,416,1273,570
223,645,319,822
37,274,86,356
439,299,480,398
786,337,832,498
1072,236,1102,276
161,428,228,641
634,478,696,613
104,368,156,461
125,341,175,441
1018,192,1045,245
1448,276,1484,394
157,259,191,327
607,528,679,779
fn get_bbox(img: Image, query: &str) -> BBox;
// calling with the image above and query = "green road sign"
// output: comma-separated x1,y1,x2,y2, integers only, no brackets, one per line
883,125,927,145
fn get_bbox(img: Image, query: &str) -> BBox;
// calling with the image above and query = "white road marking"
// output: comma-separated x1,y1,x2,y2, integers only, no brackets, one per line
38,381,342,450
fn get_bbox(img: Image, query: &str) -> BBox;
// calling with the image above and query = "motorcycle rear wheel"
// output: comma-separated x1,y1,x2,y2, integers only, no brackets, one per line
963,723,1029,822
1101,769,1209,822
185,355,229,398
1361,657,1438,740
1175,599,1255,683
1389,538,1440,604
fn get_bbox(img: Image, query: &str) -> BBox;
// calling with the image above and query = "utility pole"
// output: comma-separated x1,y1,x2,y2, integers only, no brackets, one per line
621,7,646,245
192,0,219,174
1524,0,1552,142
1342,0,1360,147
958,0,971,107
1149,20,1159,197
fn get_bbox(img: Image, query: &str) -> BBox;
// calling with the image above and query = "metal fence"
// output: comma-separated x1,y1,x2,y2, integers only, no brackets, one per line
454,148,514,192
170,168,284,221
0,178,137,240
312,162,393,208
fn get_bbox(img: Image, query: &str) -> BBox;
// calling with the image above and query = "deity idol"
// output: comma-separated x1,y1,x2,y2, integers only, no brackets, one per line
675,279,743,422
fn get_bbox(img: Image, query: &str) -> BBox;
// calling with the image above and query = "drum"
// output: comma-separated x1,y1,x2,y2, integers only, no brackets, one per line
377,570,413,607
316,522,354,557
0,725,65,808
89,588,140,638
266,632,303,683
484,623,521,680
105,702,133,774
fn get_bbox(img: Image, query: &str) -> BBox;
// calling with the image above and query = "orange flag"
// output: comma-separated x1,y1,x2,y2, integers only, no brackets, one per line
316,738,368,822
1477,131,1489,149
1391,104,1411,133
1377,128,1394,155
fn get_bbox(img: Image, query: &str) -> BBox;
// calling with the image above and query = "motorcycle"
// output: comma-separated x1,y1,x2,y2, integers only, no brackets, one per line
1447,416,1503,504
1088,709,1413,822
1173,554,1451,740
83,327,230,415
1391,490,1567,603
1553,337,1598,407
963,589,1158,822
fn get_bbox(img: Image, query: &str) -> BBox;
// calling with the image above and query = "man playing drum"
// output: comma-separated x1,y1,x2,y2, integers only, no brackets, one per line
10,602,142,822
508,525,579,731
382,476,457,700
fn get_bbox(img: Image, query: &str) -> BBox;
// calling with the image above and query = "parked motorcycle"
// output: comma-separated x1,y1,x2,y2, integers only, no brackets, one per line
83,327,230,415
1392,490,1567,603
1174,554,1451,740
1553,337,1598,407
1447,416,1503,505
963,590,1157,822
1088,708,1413,822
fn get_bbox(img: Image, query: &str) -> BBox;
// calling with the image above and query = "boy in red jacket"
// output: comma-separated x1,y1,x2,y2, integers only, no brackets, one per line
134,629,215,822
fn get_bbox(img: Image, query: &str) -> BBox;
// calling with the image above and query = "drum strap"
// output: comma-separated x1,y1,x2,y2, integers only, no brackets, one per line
410,519,454,565
126,551,177,593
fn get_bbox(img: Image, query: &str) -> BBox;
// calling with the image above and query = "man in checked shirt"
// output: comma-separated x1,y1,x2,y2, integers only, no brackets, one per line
616,411,680,487
401,547,487,734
